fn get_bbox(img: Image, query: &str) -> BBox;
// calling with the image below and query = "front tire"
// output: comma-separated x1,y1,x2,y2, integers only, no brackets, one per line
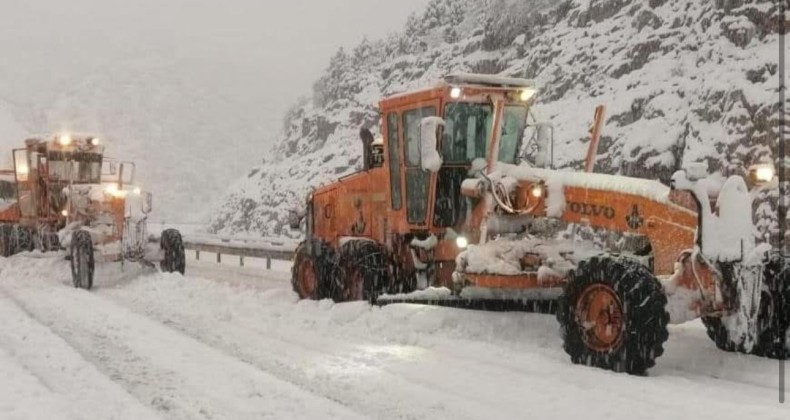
160,229,185,274
557,255,669,375
70,230,94,290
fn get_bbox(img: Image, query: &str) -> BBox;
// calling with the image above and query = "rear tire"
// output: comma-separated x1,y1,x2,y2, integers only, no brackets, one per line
557,255,669,375
701,316,740,352
0,224,14,257
70,230,94,290
12,226,34,253
39,230,61,252
335,240,388,303
291,239,335,300
160,229,185,274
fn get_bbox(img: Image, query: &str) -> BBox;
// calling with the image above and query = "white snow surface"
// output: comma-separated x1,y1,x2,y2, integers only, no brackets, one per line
496,162,676,211
0,253,789,419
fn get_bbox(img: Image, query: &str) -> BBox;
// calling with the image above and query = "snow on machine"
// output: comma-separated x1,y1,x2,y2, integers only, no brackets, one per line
290,73,785,374
0,134,186,289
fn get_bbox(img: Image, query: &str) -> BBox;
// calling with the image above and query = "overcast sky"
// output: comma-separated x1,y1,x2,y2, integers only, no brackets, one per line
0,0,433,220
0,0,431,140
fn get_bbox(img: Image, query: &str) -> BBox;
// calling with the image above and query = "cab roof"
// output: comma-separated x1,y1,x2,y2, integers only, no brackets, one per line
379,73,536,109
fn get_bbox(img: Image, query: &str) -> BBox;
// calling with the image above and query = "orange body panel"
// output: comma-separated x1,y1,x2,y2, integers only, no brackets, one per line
312,168,390,247
559,186,696,276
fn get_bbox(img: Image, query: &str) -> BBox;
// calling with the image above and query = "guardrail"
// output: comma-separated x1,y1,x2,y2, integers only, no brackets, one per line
181,233,299,269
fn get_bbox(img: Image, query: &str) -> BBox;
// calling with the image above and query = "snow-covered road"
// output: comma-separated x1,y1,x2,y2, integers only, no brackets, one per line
0,253,788,420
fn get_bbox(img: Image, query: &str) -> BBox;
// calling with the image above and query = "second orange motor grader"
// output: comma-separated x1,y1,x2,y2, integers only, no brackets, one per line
0,134,186,289
291,73,786,374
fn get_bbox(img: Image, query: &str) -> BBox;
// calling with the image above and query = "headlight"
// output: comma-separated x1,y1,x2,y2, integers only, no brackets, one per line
750,163,775,184
520,89,536,102
57,134,72,146
530,183,544,198
456,236,469,249
61,209,68,217
104,183,127,198
450,86,462,99
90,137,100,146
133,187,141,195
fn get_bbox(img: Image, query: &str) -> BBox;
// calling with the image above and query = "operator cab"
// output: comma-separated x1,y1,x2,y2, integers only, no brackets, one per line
12,134,105,220
379,73,549,232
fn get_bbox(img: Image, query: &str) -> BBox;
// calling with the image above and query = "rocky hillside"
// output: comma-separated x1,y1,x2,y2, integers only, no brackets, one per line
210,0,786,244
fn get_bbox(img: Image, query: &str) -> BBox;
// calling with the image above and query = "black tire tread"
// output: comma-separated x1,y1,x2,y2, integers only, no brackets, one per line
336,240,389,303
160,229,186,274
557,255,670,375
70,230,94,290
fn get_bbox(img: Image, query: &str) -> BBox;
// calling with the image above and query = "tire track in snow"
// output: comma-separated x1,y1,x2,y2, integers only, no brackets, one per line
0,259,370,420
0,287,164,420
99,273,790,420
103,288,525,420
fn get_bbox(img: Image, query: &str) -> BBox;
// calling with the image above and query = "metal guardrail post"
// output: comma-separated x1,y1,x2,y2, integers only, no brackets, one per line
266,257,271,270
217,253,221,263
240,256,245,267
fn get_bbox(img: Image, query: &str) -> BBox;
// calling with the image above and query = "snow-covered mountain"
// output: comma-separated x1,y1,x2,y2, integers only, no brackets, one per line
211,0,786,243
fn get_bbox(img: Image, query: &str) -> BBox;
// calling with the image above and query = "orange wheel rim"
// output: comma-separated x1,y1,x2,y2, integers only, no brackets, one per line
576,284,624,352
297,259,317,298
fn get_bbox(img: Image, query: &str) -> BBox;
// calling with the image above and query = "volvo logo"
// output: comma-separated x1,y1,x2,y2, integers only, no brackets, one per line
568,202,615,219
626,204,644,230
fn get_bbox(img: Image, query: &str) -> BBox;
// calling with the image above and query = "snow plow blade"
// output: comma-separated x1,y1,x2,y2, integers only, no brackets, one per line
374,287,560,313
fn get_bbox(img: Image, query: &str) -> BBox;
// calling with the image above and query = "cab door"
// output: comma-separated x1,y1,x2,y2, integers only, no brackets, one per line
398,102,439,229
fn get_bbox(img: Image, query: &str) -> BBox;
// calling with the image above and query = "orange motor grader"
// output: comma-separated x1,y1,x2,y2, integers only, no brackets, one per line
0,134,186,289
291,73,787,374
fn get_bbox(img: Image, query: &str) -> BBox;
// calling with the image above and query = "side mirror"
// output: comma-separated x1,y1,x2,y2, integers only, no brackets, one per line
420,117,445,172
534,122,554,169
288,209,304,230
142,192,153,214
119,162,136,186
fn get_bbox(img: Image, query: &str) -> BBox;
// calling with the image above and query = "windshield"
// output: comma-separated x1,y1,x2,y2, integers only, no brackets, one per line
499,105,528,164
433,102,529,228
47,151,102,184
441,102,527,165
442,102,493,164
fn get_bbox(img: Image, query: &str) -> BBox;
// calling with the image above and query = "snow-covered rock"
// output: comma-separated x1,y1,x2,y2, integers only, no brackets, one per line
211,0,786,245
